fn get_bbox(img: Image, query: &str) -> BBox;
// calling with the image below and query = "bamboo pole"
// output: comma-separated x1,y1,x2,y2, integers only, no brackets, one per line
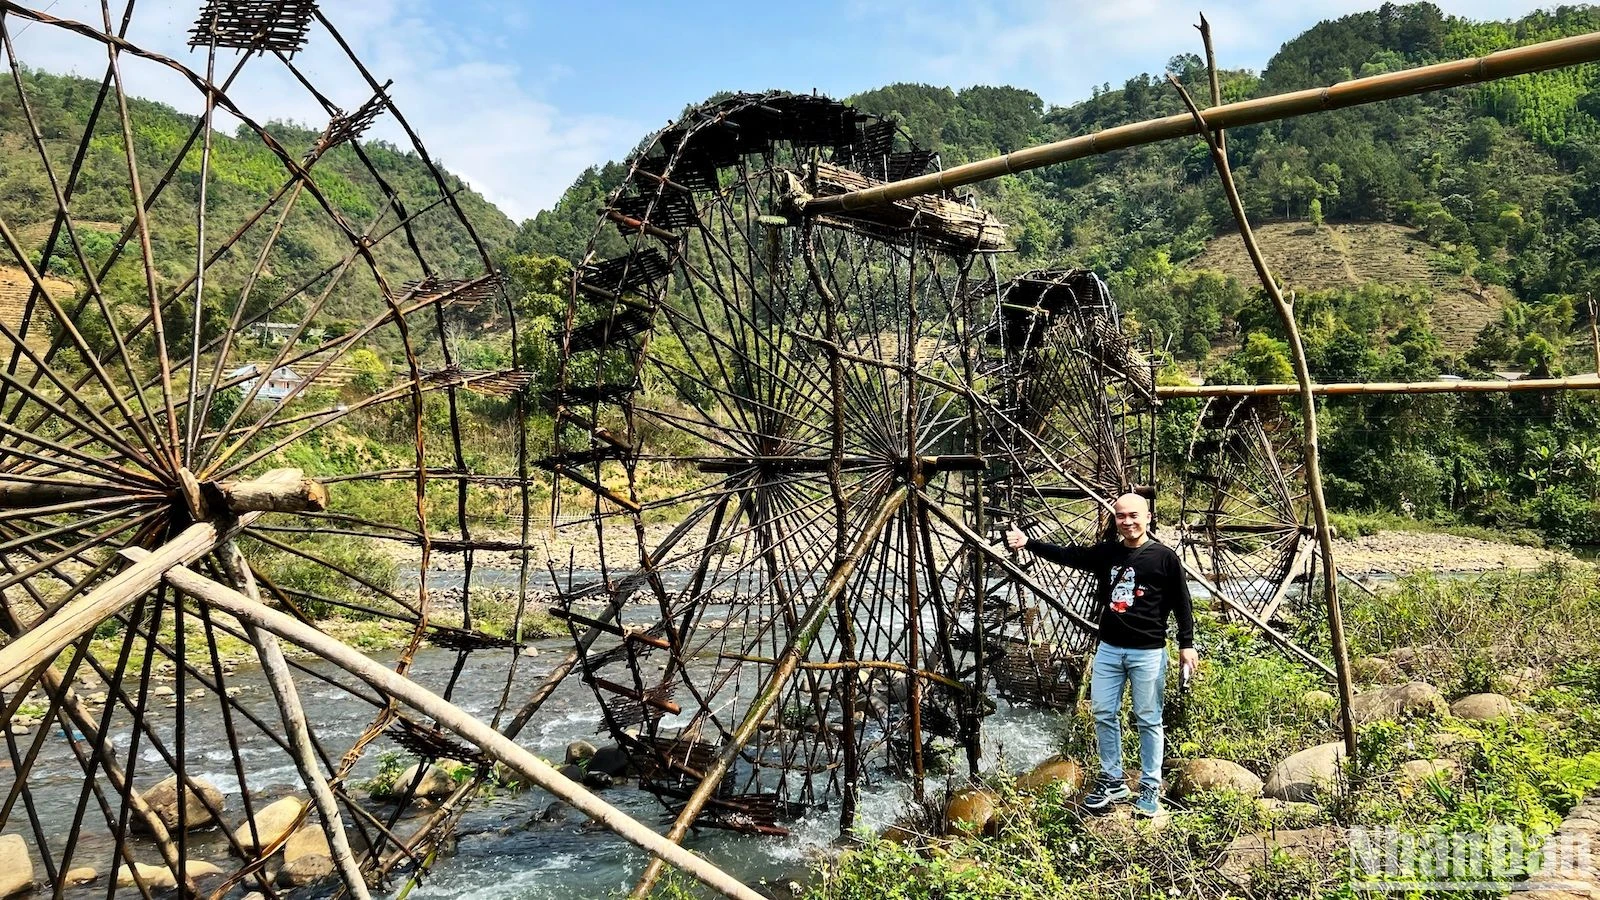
1170,34,1359,756
804,30,1600,214
0,469,308,689
1156,374,1600,397
628,487,910,900
217,541,371,900
119,549,766,900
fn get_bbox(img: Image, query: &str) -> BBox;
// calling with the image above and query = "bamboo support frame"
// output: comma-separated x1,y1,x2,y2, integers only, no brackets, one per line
1171,21,1359,756
804,30,1600,214
119,549,765,900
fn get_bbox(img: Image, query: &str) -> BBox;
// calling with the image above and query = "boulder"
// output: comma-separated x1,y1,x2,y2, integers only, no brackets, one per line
114,860,220,890
1300,690,1336,714
1492,666,1544,699
139,775,225,831
1016,756,1084,795
1170,758,1263,799
60,867,97,887
582,770,614,789
557,763,585,783
587,745,631,778
1350,682,1447,725
233,796,306,854
1398,759,1459,786
564,739,597,766
1264,741,1347,802
0,834,34,899
279,824,333,886
395,763,456,799
1353,656,1404,684
1217,827,1343,885
943,788,999,835
1450,693,1516,722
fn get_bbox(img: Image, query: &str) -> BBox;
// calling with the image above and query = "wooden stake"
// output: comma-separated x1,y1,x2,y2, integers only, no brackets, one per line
119,548,766,900
218,541,371,900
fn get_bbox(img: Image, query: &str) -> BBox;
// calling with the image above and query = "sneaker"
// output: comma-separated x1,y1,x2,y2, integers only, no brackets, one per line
1133,785,1161,818
1082,775,1131,811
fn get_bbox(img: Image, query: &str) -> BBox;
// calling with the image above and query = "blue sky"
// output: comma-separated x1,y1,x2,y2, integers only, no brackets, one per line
10,0,1564,221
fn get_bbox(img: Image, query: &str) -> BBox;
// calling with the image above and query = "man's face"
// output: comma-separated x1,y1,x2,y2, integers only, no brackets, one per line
1112,495,1151,545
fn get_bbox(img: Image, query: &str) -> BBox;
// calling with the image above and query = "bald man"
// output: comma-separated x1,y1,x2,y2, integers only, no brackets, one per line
1005,492,1197,817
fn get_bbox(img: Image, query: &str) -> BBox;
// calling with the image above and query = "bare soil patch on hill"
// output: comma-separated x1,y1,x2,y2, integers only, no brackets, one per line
1189,221,1505,350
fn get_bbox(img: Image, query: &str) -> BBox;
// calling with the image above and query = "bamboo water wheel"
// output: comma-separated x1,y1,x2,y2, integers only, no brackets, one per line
0,2,538,895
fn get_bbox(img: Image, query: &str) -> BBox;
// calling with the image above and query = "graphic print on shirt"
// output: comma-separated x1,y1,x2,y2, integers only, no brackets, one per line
1110,565,1142,613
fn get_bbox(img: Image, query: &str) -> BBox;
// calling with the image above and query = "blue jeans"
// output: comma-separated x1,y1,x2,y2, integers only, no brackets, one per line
1089,644,1167,792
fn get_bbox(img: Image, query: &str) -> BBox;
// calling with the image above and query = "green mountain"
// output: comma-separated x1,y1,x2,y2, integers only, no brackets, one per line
514,2,1600,544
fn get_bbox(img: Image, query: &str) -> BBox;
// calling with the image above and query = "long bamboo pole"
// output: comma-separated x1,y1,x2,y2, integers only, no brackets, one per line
117,549,767,900
1171,40,1359,756
1156,374,1600,397
803,30,1600,214
218,542,371,900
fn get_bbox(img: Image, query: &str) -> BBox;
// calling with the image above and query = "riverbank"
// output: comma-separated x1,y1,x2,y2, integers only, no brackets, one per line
1331,530,1574,575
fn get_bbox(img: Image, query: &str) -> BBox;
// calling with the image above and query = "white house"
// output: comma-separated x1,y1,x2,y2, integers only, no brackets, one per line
229,364,305,403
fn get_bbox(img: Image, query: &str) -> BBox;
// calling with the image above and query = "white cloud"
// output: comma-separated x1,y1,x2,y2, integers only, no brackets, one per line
6,0,643,219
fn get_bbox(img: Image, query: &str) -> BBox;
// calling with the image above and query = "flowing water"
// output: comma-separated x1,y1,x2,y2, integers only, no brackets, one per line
8,575,1065,900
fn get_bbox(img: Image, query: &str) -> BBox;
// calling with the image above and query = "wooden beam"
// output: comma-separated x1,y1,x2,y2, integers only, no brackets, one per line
1156,375,1600,398
804,30,1600,213
122,549,765,900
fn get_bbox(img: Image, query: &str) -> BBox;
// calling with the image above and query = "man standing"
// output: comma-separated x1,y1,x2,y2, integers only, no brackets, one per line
1005,493,1197,817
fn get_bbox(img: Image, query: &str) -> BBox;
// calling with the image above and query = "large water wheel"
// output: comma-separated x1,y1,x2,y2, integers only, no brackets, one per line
543,97,1150,849
0,2,537,895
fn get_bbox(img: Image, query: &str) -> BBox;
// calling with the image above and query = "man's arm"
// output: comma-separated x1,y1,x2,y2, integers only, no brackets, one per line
1170,551,1195,649
1003,524,1102,572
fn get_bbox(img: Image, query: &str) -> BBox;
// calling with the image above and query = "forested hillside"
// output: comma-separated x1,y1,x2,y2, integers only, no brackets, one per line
511,3,1600,545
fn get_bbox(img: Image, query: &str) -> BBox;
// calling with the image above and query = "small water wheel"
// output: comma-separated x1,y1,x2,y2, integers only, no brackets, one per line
1178,396,1315,620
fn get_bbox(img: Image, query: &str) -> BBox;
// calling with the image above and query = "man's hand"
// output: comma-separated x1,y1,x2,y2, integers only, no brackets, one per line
1179,648,1200,683
1004,523,1028,551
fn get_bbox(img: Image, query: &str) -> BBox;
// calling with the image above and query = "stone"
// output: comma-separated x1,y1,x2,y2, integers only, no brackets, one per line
1016,756,1085,795
152,685,175,698
1353,656,1404,684
0,834,34,899
588,745,631,778
139,774,225,831
1492,666,1544,699
280,824,333,886
233,796,306,854
557,763,585,783
395,763,457,799
1451,693,1516,722
114,860,217,889
1170,758,1264,799
1264,741,1347,802
943,788,998,836
61,867,97,886
1398,759,1460,787
582,770,614,789
1217,827,1343,885
565,739,597,766
1350,682,1448,725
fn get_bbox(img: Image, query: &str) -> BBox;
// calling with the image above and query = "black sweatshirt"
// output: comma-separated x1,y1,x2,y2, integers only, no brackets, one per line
1023,537,1195,651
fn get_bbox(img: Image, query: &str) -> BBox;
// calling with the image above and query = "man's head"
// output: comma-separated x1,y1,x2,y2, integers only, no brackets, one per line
1111,492,1152,547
